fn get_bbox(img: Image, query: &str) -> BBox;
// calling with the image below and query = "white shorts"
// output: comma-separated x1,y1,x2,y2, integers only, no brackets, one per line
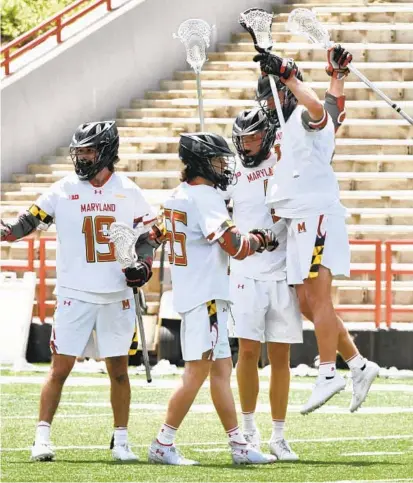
228,275,303,344
179,299,231,362
51,296,136,358
286,214,350,285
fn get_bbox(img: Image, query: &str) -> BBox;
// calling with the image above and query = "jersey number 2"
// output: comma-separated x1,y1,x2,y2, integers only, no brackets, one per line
82,215,116,263
164,209,188,266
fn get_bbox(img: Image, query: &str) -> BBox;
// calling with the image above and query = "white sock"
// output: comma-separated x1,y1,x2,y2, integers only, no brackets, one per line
113,427,128,446
35,421,51,443
242,412,257,433
157,423,177,446
346,353,366,371
227,426,247,445
271,420,285,441
319,362,336,378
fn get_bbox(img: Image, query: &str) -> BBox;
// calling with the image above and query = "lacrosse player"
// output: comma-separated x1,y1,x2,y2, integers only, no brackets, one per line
222,107,301,461
148,132,278,466
252,45,379,415
1,121,156,462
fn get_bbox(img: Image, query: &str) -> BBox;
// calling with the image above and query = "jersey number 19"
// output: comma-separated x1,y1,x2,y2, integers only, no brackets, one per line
82,215,116,263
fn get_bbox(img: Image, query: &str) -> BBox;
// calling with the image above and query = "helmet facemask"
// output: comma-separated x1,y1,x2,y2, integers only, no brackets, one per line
179,133,237,191
232,108,278,168
256,74,302,125
69,121,119,181
209,155,236,190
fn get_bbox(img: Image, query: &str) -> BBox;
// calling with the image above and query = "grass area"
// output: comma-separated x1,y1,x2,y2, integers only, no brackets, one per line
1,369,413,482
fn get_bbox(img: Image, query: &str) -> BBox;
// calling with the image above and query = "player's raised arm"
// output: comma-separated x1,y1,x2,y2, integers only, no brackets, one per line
324,44,353,132
253,52,325,128
1,205,54,242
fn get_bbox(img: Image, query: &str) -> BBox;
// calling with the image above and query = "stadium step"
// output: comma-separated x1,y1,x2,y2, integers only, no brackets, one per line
232,24,413,44
128,99,413,122
114,117,413,140
174,63,413,82
157,81,413,101
213,44,413,63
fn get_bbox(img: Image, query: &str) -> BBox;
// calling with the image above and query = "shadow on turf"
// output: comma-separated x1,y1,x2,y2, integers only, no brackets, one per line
10,460,402,468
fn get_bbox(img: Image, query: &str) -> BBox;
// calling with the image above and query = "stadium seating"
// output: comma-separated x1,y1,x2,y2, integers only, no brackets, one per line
1,0,413,323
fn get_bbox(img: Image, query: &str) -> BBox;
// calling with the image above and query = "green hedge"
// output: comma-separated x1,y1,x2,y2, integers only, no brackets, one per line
1,0,93,44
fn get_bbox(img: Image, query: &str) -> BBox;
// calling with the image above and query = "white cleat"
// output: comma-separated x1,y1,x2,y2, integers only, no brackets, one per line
30,441,55,461
243,430,261,451
349,360,380,413
112,444,138,461
301,373,346,415
269,438,299,461
148,440,199,465
230,441,276,465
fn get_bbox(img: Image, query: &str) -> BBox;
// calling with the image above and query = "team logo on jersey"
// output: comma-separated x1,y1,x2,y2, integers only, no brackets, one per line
297,222,307,234
70,194,79,200
94,189,102,194
122,300,130,310
237,284,244,289
63,300,71,306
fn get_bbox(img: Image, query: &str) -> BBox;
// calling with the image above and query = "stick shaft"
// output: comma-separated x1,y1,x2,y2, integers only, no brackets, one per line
133,288,152,383
348,64,413,125
268,75,286,129
196,73,205,130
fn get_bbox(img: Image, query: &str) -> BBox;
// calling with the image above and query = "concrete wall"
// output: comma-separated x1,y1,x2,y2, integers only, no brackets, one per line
1,0,283,182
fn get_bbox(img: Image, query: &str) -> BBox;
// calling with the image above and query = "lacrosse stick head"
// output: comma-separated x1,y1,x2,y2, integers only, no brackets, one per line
287,8,333,49
108,222,144,269
239,8,274,52
173,19,213,73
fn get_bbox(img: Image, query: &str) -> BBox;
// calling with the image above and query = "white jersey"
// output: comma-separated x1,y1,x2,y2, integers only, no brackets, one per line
164,182,231,314
223,153,287,281
35,173,156,302
265,105,346,218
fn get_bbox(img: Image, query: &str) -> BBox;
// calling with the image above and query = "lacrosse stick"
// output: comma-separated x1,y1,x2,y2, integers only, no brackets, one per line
239,8,286,131
109,222,152,383
173,19,214,131
287,8,413,125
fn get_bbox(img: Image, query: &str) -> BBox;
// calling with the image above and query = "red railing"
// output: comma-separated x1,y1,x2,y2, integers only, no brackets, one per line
385,240,413,327
1,238,412,325
336,240,382,327
38,238,57,323
1,0,113,76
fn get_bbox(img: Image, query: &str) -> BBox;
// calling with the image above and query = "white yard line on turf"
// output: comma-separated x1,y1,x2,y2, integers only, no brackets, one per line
342,451,406,456
1,376,413,393
2,435,413,452
53,401,413,414
1,413,115,420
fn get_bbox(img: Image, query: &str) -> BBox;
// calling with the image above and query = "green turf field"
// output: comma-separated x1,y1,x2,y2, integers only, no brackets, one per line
1,367,413,483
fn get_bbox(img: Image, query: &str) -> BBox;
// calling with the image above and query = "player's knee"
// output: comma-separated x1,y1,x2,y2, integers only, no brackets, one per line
49,366,71,384
109,372,128,385
267,343,290,369
210,358,232,380
183,360,211,387
238,343,261,362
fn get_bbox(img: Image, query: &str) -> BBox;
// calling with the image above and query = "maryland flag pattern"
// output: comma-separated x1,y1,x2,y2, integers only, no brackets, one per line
28,204,53,224
128,323,138,355
308,233,326,279
206,300,218,327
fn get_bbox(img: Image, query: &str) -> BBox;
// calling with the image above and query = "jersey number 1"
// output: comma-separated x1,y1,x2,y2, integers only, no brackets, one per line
82,215,116,263
164,209,188,266
263,179,280,224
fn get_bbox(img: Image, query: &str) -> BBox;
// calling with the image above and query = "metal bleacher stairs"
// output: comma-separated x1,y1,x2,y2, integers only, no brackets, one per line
1,0,413,325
